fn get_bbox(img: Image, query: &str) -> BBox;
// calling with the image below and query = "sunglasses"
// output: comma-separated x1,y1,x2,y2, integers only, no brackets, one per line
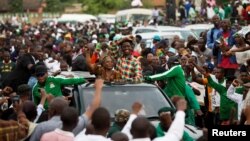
36,73,45,77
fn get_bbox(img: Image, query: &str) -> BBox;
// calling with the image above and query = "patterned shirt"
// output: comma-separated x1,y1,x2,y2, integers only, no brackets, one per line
108,45,120,60
0,120,19,141
116,56,142,82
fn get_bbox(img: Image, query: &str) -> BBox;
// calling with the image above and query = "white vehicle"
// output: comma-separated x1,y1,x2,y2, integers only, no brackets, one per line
137,32,182,48
97,14,116,24
184,24,214,37
58,14,97,23
237,26,250,37
132,26,198,41
116,8,152,23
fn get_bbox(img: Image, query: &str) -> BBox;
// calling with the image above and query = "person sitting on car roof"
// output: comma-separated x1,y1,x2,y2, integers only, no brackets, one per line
32,65,87,110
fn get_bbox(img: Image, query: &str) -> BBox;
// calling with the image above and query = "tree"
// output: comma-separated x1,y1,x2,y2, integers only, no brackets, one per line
81,0,130,15
10,0,23,12
45,0,64,12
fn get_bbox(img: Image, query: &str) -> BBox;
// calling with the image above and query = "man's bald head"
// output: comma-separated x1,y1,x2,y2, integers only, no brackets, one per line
48,97,68,118
212,15,220,27
131,117,150,139
111,132,129,141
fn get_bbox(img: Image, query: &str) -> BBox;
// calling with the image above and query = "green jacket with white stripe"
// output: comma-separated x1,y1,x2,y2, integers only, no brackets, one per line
32,76,86,109
148,65,200,110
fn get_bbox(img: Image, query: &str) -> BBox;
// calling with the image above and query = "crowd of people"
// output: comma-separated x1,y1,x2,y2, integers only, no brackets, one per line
155,0,250,25
0,1,250,141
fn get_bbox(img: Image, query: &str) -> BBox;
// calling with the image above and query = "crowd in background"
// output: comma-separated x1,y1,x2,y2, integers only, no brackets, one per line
0,0,250,141
153,0,250,25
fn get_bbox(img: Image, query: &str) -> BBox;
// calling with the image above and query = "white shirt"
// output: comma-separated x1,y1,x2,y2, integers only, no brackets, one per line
210,75,226,109
124,111,185,141
44,58,61,74
152,9,159,17
153,111,185,141
227,84,243,120
131,0,143,7
74,132,112,141
207,7,216,19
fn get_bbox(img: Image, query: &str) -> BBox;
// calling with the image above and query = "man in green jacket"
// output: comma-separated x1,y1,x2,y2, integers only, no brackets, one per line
203,67,237,125
145,59,201,126
32,65,87,109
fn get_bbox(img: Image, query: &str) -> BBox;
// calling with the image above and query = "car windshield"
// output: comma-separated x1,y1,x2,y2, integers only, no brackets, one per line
131,14,150,22
191,29,208,37
162,30,197,40
82,86,172,118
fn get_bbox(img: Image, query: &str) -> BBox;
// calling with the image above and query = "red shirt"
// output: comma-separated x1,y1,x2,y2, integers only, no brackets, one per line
218,32,238,69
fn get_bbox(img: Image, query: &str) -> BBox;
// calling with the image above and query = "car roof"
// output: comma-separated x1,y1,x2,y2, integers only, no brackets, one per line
237,26,250,36
57,71,95,79
184,24,214,29
82,82,157,88
58,14,97,23
136,32,182,40
116,8,153,16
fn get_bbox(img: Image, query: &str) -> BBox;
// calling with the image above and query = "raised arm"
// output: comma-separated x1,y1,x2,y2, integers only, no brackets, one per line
84,79,104,119
226,80,243,104
207,75,226,94
57,77,86,86
149,65,183,81
231,46,250,52
86,51,97,74
121,102,142,140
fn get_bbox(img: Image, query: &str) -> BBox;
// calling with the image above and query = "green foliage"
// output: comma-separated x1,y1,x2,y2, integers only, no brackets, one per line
45,0,65,12
81,0,130,15
142,0,153,8
10,0,23,12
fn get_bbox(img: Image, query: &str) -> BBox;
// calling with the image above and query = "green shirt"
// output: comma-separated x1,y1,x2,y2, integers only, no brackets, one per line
149,65,200,110
207,76,237,120
107,123,123,138
32,76,86,109
156,123,194,141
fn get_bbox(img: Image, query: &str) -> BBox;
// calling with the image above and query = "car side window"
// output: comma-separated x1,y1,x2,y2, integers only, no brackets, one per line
135,29,158,34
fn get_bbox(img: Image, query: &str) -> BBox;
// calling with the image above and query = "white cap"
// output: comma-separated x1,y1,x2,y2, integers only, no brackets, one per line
92,40,98,44
92,34,97,39
34,30,40,35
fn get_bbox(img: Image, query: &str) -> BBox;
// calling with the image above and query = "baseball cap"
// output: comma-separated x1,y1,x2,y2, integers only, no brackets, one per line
158,107,175,116
153,35,161,41
168,47,176,54
35,65,48,76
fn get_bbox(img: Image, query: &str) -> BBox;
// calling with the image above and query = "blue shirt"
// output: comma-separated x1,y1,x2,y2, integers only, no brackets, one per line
206,28,221,49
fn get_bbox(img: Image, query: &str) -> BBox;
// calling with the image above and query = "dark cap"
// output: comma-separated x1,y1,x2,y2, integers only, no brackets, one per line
158,107,175,116
35,65,48,75
167,56,179,66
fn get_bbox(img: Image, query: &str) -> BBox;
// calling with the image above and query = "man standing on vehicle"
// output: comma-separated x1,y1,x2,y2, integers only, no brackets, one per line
145,57,202,126
32,65,87,109
116,37,143,82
